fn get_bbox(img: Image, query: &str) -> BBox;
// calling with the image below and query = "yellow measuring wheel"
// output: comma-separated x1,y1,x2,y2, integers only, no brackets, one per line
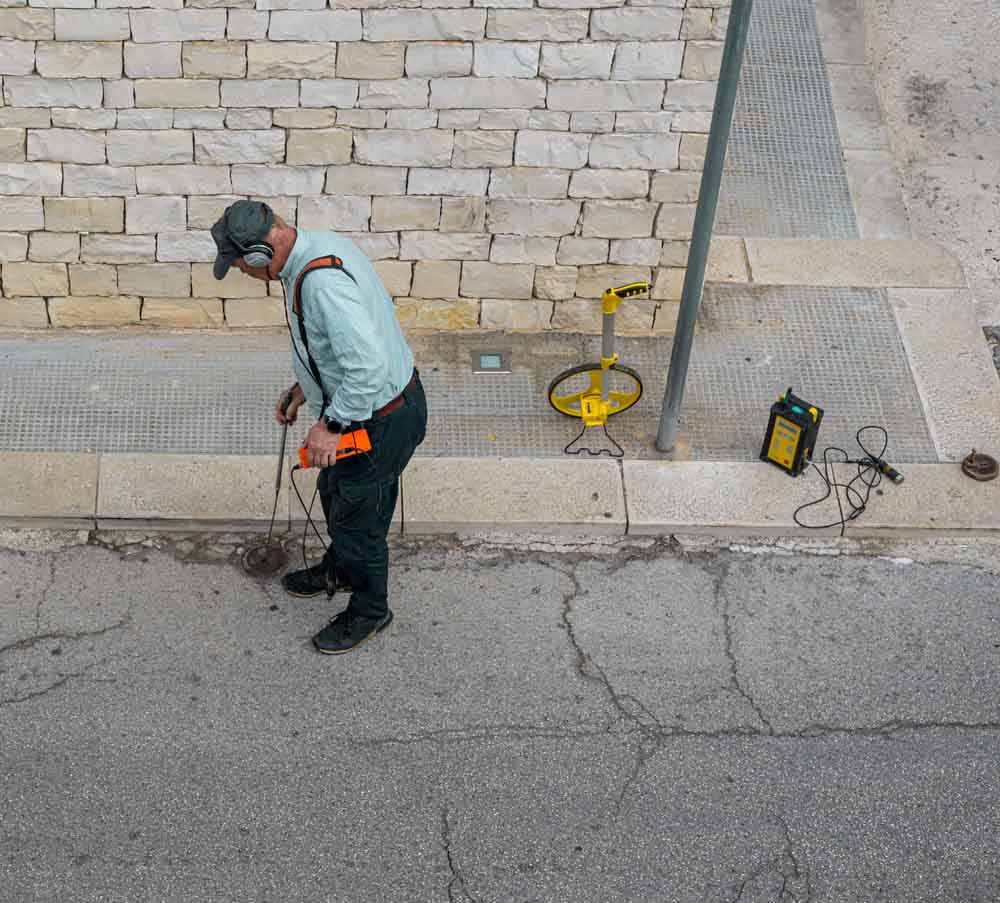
547,281,650,456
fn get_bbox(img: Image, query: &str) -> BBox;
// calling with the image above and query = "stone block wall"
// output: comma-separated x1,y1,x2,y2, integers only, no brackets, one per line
0,1,727,333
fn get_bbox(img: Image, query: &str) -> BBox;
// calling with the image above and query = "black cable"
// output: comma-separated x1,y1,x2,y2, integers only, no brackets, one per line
793,425,893,536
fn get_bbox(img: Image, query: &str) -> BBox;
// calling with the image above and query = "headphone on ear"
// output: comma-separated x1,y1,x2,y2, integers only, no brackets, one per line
226,204,274,269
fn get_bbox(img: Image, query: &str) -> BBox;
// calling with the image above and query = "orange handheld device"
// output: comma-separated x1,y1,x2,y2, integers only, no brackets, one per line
297,428,372,468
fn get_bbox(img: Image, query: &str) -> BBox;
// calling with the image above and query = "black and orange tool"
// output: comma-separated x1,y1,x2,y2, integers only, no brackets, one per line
295,427,372,469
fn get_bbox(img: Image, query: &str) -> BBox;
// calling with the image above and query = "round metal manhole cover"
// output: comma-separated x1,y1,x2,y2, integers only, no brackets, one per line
961,450,999,482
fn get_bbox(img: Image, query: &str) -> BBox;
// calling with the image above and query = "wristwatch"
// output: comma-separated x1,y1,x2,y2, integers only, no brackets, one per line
323,415,343,433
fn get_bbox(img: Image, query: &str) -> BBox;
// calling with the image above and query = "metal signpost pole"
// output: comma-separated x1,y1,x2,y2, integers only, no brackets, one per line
655,0,754,453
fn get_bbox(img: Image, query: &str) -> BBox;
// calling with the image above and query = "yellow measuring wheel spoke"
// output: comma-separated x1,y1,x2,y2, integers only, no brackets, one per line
548,363,643,419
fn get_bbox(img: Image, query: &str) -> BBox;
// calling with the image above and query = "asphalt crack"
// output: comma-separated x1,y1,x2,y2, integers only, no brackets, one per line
727,816,810,903
0,656,109,707
441,807,479,903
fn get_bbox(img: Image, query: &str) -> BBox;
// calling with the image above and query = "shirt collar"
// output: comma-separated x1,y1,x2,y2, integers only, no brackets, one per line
278,228,307,286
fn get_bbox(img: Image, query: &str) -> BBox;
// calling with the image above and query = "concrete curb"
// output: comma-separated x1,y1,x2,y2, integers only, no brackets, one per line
3,453,999,538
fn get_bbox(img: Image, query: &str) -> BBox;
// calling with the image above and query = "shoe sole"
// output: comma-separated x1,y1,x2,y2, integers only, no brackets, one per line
283,586,325,598
314,611,394,655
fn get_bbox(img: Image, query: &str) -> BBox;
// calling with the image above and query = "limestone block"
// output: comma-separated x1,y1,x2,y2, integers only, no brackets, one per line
650,170,699,203
514,130,589,168
247,42,336,79
35,41,122,79
576,264,652,298
552,296,653,333
125,196,186,233
0,40,36,77
488,167,569,199
440,197,486,231
45,198,123,233
0,109,51,129
556,236,608,264
0,298,48,328
0,129,26,163
141,297,223,326
438,110,481,130
325,163,406,195
385,109,437,129
399,231,490,260
49,296,140,326
220,78,297,107
256,0,323,10
134,79,219,108
129,10,227,43
336,41,402,79
192,263,267,297
80,234,155,263
297,195,371,230
485,9,588,41
0,9,53,40
365,9,485,41
589,132,679,169
267,10,362,42
569,169,648,199
5,198,45,231
489,235,556,266
527,110,569,130
285,128,352,165
226,109,272,129
230,165,324,195
460,260,532,298
358,78,428,109
591,8,681,40
547,80,664,112
582,200,657,238
297,81,362,113
705,236,748,283
186,195,239,229
486,199,579,237
101,0,184,9
682,41,722,80
173,109,226,128
394,297,478,330
2,261,67,296
453,129,512,167
2,76,103,108
673,111,712,133
136,165,231,195
28,232,79,263
116,262,189,296
371,259,411,296
651,266,684,299
405,42,472,78
538,42,614,79
62,165,136,197
227,10,268,40
408,167,489,198
193,129,284,163
156,230,216,262
102,80,135,109
411,259,459,297
124,42,181,78
429,77,544,109
69,263,117,295
223,297,286,326
534,265,576,299
333,110,382,128
711,6,729,40
664,78,716,111
681,6,712,38
371,196,439,231
609,237,661,266
612,42,683,80
54,10,129,41
473,40,539,77
615,112,675,132
50,110,116,132
355,129,453,167
480,297,551,330
274,108,337,129
183,41,247,78
0,233,28,262
107,129,192,165
654,203,696,239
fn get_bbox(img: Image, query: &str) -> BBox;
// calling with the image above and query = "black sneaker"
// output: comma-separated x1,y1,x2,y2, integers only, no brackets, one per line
312,609,393,655
282,563,351,598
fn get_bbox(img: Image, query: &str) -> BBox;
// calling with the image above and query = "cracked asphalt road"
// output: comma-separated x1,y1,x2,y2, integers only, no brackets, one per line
1,532,998,902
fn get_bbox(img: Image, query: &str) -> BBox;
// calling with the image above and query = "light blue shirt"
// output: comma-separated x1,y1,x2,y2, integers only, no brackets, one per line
278,228,414,424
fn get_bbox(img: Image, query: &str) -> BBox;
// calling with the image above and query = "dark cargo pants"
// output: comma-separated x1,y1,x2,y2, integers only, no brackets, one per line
317,372,427,619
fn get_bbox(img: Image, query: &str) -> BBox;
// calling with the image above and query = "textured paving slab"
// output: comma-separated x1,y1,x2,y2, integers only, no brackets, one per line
0,453,97,528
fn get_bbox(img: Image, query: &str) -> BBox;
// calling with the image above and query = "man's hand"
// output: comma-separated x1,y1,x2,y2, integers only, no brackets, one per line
276,384,306,425
305,419,341,469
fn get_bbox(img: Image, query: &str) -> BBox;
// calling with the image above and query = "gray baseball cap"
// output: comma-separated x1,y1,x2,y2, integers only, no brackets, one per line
210,200,275,280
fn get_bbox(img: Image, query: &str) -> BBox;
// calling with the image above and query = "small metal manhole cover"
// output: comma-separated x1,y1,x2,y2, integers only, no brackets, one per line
471,350,512,374
961,450,999,482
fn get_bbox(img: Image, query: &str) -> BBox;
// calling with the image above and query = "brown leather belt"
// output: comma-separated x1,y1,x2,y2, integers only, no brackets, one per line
373,370,418,418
